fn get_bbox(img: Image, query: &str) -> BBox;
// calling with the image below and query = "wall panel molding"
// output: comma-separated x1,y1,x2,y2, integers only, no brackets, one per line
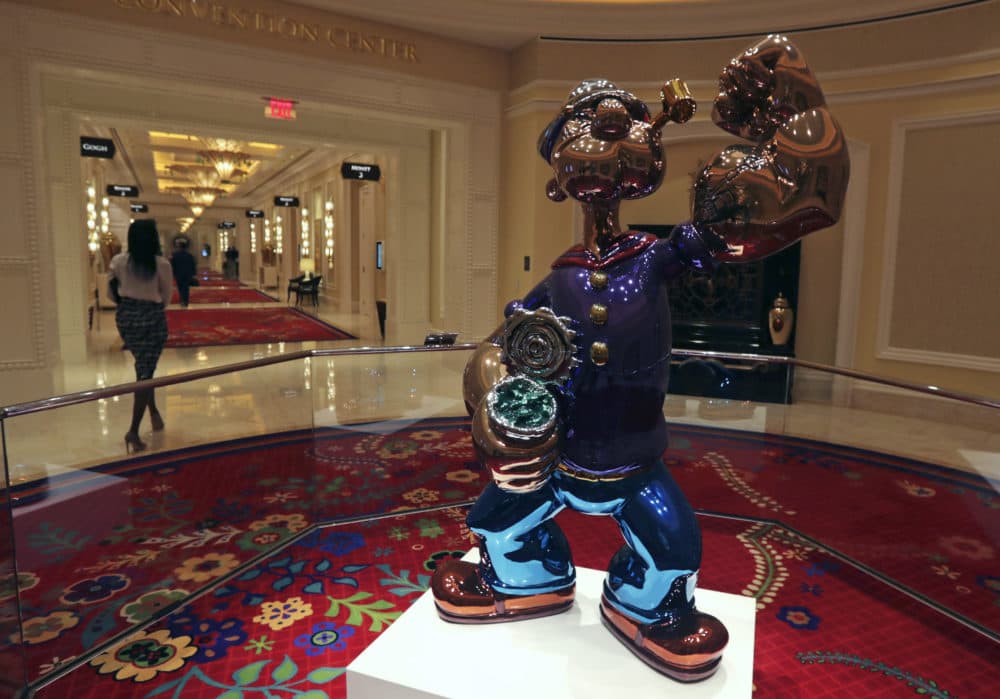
877,108,1000,373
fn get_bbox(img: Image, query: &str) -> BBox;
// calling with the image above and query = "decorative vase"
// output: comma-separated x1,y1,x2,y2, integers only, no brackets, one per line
768,293,794,346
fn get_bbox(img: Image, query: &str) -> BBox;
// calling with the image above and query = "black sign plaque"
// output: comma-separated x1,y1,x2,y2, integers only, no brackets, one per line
80,136,116,159
341,162,381,181
218,220,237,229
274,196,299,207
130,203,148,213
245,209,265,218
107,184,139,197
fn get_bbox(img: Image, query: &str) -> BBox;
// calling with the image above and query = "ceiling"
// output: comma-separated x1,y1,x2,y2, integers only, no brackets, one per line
80,118,331,232
291,0,970,50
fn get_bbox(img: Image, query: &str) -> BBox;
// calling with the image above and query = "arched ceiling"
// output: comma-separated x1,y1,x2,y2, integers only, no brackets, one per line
292,0,973,49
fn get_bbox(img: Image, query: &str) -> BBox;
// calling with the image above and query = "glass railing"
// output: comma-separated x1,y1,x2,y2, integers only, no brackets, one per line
1,345,996,697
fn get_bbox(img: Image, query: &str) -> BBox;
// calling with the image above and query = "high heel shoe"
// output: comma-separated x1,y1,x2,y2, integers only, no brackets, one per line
150,412,165,432
124,432,147,454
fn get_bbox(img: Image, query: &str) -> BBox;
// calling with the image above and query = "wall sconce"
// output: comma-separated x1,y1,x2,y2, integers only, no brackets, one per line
86,181,99,253
274,214,283,254
249,220,257,253
99,196,111,249
324,200,334,269
300,207,311,258
263,218,271,245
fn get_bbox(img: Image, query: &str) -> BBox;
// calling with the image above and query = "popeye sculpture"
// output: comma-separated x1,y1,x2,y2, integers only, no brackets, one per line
431,35,849,682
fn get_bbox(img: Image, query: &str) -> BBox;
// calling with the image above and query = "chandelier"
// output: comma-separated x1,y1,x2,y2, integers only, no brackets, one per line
189,205,204,218
177,217,195,233
169,164,220,189
199,137,253,182
179,186,226,208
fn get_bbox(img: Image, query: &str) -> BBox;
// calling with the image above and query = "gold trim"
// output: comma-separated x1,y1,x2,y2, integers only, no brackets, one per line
557,461,641,482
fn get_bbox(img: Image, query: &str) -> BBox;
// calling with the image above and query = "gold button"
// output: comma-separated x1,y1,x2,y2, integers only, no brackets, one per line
590,304,608,325
590,341,609,366
589,271,608,290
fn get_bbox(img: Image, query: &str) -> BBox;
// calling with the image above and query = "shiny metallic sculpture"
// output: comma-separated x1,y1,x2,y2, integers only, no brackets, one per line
432,35,849,682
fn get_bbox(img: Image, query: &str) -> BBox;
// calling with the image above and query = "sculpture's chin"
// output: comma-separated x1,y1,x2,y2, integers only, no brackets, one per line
561,175,620,201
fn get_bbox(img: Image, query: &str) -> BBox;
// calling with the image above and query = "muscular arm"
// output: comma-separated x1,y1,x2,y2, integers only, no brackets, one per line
691,36,850,263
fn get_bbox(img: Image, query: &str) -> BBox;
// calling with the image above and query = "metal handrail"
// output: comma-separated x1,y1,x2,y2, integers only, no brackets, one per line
1,343,997,418
0,343,477,418
670,349,1000,410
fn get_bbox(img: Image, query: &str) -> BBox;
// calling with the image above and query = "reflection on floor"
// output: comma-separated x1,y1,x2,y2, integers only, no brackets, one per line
47,280,387,405
11,419,999,697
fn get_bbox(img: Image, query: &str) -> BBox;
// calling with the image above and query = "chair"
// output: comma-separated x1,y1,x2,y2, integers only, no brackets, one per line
296,275,322,307
286,274,306,303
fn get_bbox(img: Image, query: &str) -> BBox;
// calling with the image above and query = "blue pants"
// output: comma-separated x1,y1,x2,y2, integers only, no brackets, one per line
467,461,701,624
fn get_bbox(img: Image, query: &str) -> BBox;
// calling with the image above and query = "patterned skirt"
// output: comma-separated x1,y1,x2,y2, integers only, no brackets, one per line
115,297,168,380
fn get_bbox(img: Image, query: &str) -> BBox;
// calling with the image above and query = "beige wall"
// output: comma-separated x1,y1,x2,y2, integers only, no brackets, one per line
10,0,508,90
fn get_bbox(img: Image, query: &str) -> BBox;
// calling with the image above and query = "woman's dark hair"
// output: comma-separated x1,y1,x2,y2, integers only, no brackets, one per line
127,219,161,279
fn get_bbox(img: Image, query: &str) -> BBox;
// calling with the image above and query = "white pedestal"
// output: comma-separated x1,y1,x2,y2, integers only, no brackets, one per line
347,558,755,699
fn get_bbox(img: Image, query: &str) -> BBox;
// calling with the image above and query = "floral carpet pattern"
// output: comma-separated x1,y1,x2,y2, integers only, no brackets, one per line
164,308,355,347
5,419,998,697
169,288,277,305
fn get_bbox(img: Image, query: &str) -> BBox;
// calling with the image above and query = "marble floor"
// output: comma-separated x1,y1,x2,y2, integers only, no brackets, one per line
2,288,998,490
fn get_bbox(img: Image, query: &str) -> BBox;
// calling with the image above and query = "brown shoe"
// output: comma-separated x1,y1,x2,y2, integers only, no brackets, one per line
600,596,729,682
431,559,574,624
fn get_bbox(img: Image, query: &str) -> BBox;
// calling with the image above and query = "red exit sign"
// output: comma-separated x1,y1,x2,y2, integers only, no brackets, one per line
265,98,297,120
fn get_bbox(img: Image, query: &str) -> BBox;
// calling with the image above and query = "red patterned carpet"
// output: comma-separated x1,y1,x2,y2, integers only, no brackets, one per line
169,288,276,305
8,419,998,697
192,278,244,288
164,308,355,347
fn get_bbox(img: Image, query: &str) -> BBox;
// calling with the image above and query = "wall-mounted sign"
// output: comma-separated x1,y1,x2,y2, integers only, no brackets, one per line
274,196,300,207
81,136,116,159
341,162,381,181
130,203,148,213
264,97,297,120
107,184,139,197
112,3,419,65
376,241,384,270
218,220,237,229
245,209,265,218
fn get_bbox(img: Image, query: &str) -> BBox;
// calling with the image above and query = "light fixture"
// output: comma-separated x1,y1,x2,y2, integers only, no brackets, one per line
323,200,334,269
168,164,220,189
274,214,283,254
263,217,271,245
180,187,225,208
249,220,257,253
189,205,204,218
199,137,252,182
300,207,311,258
100,196,111,241
85,179,99,253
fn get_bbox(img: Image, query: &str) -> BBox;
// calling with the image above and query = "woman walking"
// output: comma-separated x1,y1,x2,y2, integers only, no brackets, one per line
108,219,172,453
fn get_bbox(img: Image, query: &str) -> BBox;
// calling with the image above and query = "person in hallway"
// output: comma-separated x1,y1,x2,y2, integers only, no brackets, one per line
170,238,197,307
108,219,173,454
224,245,240,280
